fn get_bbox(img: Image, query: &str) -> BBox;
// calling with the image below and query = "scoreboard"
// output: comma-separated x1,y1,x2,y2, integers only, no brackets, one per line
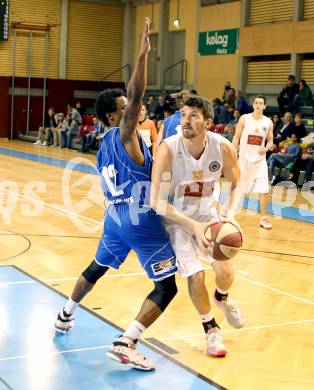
0,0,8,40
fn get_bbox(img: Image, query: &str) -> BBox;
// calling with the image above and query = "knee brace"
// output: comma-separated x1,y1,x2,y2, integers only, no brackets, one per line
147,274,177,311
82,260,109,284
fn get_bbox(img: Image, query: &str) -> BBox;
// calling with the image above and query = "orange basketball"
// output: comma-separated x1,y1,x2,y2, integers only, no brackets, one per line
204,222,242,261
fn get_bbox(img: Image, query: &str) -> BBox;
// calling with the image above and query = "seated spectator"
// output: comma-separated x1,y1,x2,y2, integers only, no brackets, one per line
274,111,294,145
267,133,301,177
235,90,252,115
223,88,236,123
222,81,231,103
81,117,104,153
34,107,58,146
271,113,282,134
291,79,313,113
67,104,83,125
289,138,314,184
61,117,79,149
277,75,299,115
291,112,307,141
222,124,234,142
229,109,241,127
212,98,225,124
52,113,65,147
75,101,86,120
136,104,158,151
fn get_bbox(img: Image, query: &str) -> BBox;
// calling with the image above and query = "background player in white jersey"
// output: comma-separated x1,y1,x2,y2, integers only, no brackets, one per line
232,95,274,229
151,96,244,357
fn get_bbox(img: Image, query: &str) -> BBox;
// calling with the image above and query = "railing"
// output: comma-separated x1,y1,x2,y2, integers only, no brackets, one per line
163,59,187,91
101,64,131,87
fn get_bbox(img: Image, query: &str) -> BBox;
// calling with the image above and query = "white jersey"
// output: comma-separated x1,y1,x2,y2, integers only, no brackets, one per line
239,113,271,163
164,132,223,222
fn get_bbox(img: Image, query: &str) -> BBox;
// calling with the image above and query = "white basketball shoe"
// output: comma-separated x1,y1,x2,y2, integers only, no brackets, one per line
206,327,227,357
214,296,244,329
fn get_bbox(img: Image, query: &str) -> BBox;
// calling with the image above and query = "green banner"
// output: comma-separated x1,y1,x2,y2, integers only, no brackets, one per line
199,28,240,56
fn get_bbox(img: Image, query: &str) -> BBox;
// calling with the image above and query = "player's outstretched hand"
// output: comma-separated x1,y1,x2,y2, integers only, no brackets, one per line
140,17,151,56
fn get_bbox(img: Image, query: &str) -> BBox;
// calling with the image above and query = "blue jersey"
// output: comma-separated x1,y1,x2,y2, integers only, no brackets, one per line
163,110,181,139
94,126,176,281
97,127,152,207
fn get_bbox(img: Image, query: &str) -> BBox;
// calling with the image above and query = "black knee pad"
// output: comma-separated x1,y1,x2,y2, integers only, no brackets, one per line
147,274,177,311
82,260,109,284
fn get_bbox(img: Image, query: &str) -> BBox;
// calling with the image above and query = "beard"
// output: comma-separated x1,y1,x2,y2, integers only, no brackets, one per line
182,127,196,139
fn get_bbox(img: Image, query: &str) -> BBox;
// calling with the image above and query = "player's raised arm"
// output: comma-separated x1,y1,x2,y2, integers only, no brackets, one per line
232,114,245,150
120,18,150,146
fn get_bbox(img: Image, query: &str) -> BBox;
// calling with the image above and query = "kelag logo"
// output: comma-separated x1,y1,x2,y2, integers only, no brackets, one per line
199,28,239,56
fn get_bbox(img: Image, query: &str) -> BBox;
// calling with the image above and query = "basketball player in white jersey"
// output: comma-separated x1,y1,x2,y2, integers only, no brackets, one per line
151,96,244,357
232,95,274,229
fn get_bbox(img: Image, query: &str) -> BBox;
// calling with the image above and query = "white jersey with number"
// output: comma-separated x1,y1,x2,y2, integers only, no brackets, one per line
164,132,223,221
162,132,224,278
239,114,271,163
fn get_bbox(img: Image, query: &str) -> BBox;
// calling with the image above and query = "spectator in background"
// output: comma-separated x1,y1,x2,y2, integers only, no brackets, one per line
277,75,299,115
235,90,252,115
267,133,301,177
291,112,307,141
136,104,158,152
271,113,282,134
34,107,58,146
62,116,79,149
223,88,236,123
76,101,86,119
291,79,313,113
229,109,241,127
154,94,168,121
146,95,158,119
289,140,314,185
212,98,225,124
52,113,65,147
274,111,294,145
222,124,235,142
222,81,232,103
81,117,104,153
67,104,83,125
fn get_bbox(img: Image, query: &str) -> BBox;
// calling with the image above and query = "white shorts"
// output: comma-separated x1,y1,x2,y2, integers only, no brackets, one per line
239,158,269,194
163,210,219,278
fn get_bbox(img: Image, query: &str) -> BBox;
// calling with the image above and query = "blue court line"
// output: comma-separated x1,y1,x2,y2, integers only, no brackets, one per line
1,146,314,224
0,265,225,390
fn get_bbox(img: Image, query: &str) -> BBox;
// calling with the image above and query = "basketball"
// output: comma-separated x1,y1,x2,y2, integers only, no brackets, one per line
204,222,242,261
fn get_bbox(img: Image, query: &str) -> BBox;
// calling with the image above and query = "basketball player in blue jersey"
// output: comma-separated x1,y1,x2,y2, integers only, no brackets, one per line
54,18,177,371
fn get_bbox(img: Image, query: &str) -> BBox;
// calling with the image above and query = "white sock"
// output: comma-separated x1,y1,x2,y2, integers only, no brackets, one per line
217,287,229,295
200,311,214,323
64,297,78,315
123,320,146,340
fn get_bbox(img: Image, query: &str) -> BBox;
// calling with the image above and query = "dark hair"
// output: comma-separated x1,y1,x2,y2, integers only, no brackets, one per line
182,96,214,120
295,112,302,118
255,95,267,104
288,75,295,81
96,88,124,126
190,89,197,95
300,79,307,86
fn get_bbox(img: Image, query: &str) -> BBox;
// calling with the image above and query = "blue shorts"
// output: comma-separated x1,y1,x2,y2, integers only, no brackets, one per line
94,205,176,281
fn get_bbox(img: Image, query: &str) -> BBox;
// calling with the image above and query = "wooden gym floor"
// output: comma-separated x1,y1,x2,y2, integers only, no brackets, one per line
0,139,313,390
